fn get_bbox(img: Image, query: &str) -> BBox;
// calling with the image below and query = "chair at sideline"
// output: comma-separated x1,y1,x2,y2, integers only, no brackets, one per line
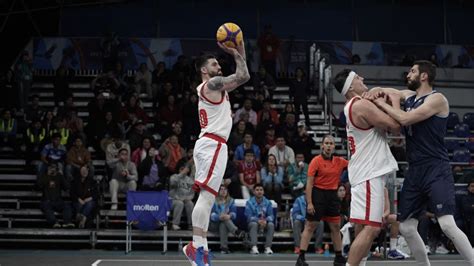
454,123,470,138
126,190,171,254
463,112,474,130
453,148,471,163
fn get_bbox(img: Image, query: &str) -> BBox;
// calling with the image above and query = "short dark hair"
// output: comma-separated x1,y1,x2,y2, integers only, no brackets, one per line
414,60,436,85
195,53,216,73
254,183,264,190
332,69,352,94
51,133,61,140
118,148,129,154
244,149,255,156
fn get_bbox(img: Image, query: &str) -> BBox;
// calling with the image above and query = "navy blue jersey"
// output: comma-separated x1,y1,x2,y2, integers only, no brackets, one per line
403,91,449,164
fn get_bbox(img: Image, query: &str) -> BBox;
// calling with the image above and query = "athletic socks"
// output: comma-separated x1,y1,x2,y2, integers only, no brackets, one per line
390,238,397,250
192,235,205,249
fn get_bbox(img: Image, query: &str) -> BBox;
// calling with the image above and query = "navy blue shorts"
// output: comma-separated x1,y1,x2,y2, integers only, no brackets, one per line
398,160,455,221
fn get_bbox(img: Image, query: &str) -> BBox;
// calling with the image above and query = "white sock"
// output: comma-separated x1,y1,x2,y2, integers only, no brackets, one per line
438,215,474,265
390,238,397,250
193,235,204,248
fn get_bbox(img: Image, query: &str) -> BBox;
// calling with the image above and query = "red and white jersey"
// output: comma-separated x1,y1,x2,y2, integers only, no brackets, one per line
343,96,398,186
197,81,233,141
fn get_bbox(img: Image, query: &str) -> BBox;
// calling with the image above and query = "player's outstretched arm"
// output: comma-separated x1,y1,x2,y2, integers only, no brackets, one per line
373,93,448,126
207,42,250,92
363,87,414,102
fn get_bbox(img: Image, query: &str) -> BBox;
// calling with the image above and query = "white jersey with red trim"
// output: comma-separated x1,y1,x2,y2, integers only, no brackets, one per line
197,81,233,141
343,96,398,186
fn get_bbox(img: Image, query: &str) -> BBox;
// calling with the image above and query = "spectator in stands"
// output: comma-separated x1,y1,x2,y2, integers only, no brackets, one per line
228,120,250,152
268,135,295,172
112,62,129,95
66,109,85,142
429,53,439,67
53,65,72,107
155,81,175,108
460,180,474,245
253,65,276,100
277,113,298,145
181,93,200,139
38,133,67,178
292,194,325,254
279,103,296,125
42,110,55,139
261,154,284,205
0,109,17,151
151,61,170,89
70,165,97,228
120,94,148,123
234,132,261,162
223,149,242,199
127,120,152,152
164,121,190,151
91,71,120,95
25,118,46,165
210,185,246,253
24,95,44,124
291,122,315,163
15,50,33,109
159,134,185,174
351,54,361,65
234,98,258,128
257,99,279,126
138,147,167,191
159,94,182,128
51,117,71,146
169,164,194,230
239,149,262,199
289,67,311,128
258,125,277,161
257,25,280,78
105,137,131,179
87,111,122,152
38,163,74,228
176,146,195,179
109,148,137,210
337,184,350,225
245,183,275,255
58,96,77,117
66,136,93,183
287,153,309,198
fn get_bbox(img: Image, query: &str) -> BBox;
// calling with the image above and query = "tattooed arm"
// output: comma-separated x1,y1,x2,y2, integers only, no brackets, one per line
206,42,250,92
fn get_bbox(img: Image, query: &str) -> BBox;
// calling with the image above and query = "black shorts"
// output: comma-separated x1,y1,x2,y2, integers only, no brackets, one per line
306,187,341,223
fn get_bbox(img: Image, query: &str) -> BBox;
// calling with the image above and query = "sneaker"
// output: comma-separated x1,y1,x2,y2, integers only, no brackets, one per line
78,215,87,229
204,250,214,266
53,223,61,228
387,249,405,260
333,255,347,265
220,247,230,254
425,245,432,255
435,244,449,255
250,246,259,254
172,224,181,230
264,247,273,255
234,229,245,239
315,247,324,254
110,204,117,210
295,256,309,266
294,246,300,254
62,223,75,228
183,242,205,266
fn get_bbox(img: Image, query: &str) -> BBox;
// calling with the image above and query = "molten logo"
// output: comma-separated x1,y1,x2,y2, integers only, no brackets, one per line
133,204,160,211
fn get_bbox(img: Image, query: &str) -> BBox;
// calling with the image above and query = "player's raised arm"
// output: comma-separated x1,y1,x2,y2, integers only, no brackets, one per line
363,87,415,102
207,41,250,92
352,98,401,134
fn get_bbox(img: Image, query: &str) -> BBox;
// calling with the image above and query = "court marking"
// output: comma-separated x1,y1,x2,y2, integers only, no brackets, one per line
91,259,465,265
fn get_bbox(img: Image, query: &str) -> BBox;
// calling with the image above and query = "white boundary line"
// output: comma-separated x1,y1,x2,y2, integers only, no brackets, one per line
90,259,464,264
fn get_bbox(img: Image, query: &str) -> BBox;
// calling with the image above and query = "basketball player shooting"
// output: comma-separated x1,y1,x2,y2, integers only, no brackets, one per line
183,41,250,266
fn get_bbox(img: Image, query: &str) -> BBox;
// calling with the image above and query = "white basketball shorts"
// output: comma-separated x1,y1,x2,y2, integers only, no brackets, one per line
193,133,228,196
349,175,387,227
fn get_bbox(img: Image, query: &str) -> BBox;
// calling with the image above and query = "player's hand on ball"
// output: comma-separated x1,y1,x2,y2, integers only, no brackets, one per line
217,42,239,57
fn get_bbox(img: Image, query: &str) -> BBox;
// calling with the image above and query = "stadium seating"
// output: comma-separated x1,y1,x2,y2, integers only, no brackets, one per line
454,123,471,138
453,147,472,163
463,112,474,129
447,112,460,130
